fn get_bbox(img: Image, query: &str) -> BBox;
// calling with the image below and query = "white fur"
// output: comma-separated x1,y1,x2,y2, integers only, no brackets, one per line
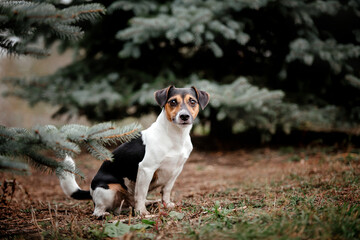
91,187,116,217
58,155,81,197
135,109,193,215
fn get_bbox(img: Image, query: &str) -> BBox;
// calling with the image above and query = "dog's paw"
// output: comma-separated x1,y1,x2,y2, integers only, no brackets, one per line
135,207,150,217
163,201,176,209
92,211,110,219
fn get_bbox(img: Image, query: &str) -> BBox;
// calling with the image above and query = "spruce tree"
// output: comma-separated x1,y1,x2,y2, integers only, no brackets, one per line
0,1,142,175
3,0,360,138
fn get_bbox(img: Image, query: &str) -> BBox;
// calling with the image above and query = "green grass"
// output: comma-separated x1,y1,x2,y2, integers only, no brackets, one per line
13,147,359,240
74,199,359,240
91,180,359,240
97,149,359,240
180,195,360,240
163,149,359,240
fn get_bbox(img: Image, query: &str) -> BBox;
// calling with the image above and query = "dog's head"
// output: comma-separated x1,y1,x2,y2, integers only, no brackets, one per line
154,86,210,126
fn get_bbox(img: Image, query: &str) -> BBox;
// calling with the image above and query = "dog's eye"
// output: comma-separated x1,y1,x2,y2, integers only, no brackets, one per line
189,98,197,106
169,99,177,107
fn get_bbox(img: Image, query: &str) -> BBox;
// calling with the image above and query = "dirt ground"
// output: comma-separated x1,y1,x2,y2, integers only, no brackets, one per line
0,146,359,239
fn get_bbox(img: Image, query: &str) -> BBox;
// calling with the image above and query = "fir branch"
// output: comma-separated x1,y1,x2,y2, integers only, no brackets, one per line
32,125,81,157
62,5,105,22
59,124,89,142
25,151,65,174
100,128,139,140
27,5,105,22
0,1,105,56
0,122,141,175
0,155,29,175
51,24,84,40
87,122,115,137
84,140,113,162
88,122,142,145
108,1,157,15
25,150,84,178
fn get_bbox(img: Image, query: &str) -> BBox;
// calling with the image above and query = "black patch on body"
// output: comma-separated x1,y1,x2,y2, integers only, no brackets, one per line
91,134,145,191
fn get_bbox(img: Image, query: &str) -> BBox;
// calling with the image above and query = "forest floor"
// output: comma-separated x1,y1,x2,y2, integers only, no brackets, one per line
1,145,360,239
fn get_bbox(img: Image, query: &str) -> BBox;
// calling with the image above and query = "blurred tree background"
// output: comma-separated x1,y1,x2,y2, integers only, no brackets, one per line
0,0,142,174
3,0,360,143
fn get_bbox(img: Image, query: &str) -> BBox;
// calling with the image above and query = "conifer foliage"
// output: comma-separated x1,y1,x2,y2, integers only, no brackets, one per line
0,123,141,175
0,0,105,57
0,1,143,175
3,0,360,138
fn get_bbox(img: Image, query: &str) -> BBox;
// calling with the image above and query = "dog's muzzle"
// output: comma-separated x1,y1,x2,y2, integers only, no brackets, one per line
175,109,193,125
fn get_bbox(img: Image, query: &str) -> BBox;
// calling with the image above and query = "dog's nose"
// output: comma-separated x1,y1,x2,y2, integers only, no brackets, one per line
180,114,190,121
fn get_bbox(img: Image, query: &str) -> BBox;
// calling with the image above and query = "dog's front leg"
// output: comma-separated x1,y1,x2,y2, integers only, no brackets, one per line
161,167,183,209
135,162,157,216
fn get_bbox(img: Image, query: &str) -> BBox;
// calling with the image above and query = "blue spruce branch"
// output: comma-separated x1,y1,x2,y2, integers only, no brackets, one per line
0,123,142,176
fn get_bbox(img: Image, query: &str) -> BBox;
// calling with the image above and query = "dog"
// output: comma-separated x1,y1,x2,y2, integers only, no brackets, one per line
57,86,210,217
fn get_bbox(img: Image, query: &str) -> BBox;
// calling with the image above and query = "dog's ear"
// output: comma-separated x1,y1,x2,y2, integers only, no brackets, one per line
154,85,174,108
191,86,210,110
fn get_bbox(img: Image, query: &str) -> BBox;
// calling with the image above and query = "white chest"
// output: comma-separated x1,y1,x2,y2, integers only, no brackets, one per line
160,148,189,170
140,111,194,189
152,142,191,184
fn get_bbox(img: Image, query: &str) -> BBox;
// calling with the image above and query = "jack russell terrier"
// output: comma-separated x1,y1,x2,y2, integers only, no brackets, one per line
57,86,210,217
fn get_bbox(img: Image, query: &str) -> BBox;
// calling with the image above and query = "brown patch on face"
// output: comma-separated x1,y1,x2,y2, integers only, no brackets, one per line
164,95,183,122
184,94,200,119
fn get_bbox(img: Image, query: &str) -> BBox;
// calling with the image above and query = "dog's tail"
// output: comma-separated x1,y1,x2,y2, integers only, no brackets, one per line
57,155,92,200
